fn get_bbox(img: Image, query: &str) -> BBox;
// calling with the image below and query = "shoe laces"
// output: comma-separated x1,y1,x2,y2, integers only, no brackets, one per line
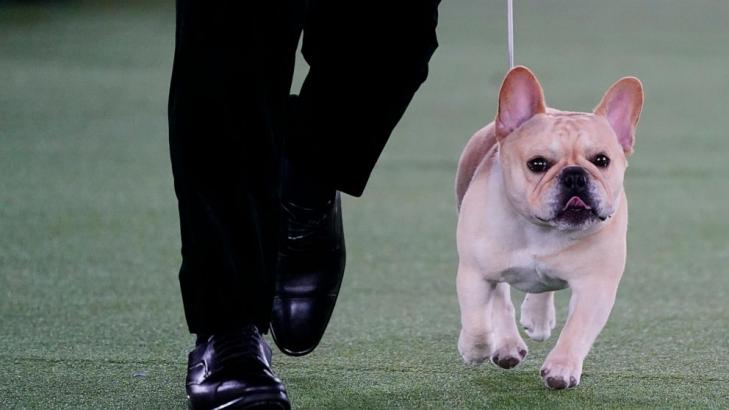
208,326,264,370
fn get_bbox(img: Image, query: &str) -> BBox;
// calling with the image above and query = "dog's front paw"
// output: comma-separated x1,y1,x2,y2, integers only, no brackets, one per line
520,293,556,342
490,336,528,369
540,354,583,389
458,329,490,365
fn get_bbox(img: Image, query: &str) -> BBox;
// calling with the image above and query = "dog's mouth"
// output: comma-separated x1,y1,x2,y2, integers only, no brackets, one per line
561,196,591,211
554,196,602,225
535,195,610,228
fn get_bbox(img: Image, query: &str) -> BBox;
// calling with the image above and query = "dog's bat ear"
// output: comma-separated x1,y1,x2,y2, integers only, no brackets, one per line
594,77,644,156
495,66,546,141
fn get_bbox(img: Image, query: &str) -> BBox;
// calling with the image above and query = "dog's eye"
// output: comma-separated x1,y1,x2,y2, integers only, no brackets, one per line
592,154,610,168
527,157,550,173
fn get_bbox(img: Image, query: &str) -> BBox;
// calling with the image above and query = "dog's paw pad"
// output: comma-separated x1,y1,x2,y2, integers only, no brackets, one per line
540,358,581,390
490,338,527,370
546,376,568,389
492,355,520,369
545,376,578,389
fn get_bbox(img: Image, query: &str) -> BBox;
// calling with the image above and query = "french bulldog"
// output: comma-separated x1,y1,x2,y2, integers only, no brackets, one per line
455,66,643,389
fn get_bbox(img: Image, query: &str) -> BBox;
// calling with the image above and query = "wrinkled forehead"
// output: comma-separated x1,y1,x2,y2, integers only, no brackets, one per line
507,112,617,153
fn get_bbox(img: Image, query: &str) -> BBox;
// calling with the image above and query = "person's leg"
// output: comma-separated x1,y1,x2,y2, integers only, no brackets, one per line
292,0,441,196
271,0,440,356
169,0,304,408
169,0,302,335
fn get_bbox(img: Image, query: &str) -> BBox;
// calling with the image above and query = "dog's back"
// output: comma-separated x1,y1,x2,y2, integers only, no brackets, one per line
455,123,498,210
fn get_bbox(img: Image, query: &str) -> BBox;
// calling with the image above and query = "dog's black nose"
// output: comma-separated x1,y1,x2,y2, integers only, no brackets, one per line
560,167,588,193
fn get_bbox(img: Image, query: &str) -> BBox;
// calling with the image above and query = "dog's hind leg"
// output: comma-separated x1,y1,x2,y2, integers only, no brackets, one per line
520,292,556,342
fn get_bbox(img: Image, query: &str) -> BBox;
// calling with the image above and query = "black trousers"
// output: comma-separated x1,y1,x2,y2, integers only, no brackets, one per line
169,0,440,334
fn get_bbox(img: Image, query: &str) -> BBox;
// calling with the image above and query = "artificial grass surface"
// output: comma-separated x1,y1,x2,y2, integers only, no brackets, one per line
1,0,728,408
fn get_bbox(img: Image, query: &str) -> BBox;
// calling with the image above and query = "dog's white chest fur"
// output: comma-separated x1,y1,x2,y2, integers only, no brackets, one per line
499,253,568,293
468,234,572,293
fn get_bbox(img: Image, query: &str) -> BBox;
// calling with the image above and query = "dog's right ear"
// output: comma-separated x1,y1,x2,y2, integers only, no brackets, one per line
495,66,546,141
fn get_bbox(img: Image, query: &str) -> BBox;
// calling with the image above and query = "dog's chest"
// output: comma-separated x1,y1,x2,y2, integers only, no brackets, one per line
498,254,568,293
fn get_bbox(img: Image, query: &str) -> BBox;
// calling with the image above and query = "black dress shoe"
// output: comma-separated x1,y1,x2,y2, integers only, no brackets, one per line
271,161,346,355
186,326,290,410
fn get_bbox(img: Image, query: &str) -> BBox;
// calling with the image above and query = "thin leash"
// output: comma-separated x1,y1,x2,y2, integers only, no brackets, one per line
507,0,515,69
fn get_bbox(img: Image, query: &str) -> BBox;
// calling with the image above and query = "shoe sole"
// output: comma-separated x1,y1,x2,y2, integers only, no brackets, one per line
188,390,290,410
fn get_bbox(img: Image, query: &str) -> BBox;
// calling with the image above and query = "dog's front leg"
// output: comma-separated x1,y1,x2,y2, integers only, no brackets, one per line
457,263,494,365
541,276,620,389
489,283,528,369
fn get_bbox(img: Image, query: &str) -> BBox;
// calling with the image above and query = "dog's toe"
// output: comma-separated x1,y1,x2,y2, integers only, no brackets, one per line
490,338,528,370
492,355,520,369
540,356,582,390
544,375,578,390
546,376,568,390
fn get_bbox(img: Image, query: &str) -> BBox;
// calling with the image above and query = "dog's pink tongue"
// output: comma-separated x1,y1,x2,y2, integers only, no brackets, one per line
563,196,590,210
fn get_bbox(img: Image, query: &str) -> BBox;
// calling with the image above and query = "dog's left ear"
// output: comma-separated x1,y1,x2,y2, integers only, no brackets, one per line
594,77,644,156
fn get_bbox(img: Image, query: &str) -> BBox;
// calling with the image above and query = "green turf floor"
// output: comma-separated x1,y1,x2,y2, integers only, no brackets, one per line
2,0,729,408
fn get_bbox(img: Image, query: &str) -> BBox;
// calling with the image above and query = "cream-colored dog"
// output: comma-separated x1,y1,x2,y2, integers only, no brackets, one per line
455,66,643,389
